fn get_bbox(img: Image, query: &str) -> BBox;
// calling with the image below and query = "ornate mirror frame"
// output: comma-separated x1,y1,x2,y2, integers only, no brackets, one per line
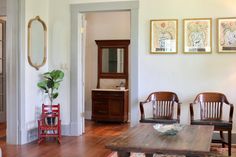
27,16,47,70
95,40,130,88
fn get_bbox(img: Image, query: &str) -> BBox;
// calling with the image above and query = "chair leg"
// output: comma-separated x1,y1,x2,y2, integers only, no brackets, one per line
228,130,231,156
220,131,225,148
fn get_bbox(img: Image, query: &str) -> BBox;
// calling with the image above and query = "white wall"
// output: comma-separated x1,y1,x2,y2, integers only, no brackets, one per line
139,0,236,132
70,0,137,4
48,0,70,126
22,0,70,143
24,0,49,143
0,0,6,16
85,11,130,119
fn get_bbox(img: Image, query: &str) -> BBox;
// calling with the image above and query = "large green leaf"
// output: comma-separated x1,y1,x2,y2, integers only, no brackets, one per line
54,82,60,89
58,71,64,79
52,93,58,99
47,80,54,88
43,72,51,78
37,81,47,91
50,70,64,80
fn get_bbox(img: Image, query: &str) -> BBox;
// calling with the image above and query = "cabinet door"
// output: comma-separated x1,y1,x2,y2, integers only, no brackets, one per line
92,99,109,116
109,98,123,117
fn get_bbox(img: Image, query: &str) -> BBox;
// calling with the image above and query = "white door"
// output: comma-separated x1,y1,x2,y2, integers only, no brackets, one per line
0,19,6,122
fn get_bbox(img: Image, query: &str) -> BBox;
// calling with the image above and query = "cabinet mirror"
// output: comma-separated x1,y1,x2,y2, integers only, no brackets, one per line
96,40,130,88
101,48,124,73
27,16,47,70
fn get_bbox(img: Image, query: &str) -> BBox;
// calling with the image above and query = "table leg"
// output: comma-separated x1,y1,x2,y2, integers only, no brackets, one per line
117,151,130,157
145,153,153,157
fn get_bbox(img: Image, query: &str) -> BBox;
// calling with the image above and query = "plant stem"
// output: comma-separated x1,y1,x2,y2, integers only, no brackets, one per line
48,88,53,112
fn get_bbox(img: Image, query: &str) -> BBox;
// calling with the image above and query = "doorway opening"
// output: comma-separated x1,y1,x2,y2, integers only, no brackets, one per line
70,1,139,136
0,16,6,144
84,11,131,127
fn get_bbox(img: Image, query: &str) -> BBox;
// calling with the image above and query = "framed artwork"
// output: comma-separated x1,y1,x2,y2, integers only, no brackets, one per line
217,17,236,53
150,19,178,54
183,18,212,54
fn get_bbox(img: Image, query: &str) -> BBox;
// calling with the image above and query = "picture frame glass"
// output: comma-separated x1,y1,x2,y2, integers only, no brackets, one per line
184,19,211,53
150,20,177,53
218,18,236,53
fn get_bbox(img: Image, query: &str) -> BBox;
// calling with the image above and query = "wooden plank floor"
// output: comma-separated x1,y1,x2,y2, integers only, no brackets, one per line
0,122,235,157
0,121,130,157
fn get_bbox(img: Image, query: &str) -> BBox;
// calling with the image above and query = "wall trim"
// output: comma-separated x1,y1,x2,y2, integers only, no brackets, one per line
70,122,81,136
61,124,71,136
70,0,139,136
26,128,38,143
6,0,24,144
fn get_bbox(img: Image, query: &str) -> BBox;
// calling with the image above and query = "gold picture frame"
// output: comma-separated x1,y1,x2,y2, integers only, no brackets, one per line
183,18,212,54
150,19,178,54
217,17,236,53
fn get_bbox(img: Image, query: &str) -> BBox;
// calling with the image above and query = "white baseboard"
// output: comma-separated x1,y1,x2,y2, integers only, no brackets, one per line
26,128,38,143
70,122,82,136
61,124,70,136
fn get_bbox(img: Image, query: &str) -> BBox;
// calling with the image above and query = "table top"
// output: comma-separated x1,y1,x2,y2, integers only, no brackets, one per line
106,123,214,156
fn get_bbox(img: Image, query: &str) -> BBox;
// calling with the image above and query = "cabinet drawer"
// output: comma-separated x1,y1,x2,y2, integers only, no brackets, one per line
92,91,123,98
93,100,108,106
93,105,108,115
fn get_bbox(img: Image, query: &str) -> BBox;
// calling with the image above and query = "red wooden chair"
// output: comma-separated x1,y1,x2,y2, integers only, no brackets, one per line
190,92,234,156
38,104,61,144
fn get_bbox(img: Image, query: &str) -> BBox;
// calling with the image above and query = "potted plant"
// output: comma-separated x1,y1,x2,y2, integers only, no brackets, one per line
37,70,64,125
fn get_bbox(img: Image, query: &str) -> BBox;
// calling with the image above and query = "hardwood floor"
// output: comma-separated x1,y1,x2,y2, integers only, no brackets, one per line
0,121,235,157
0,121,129,157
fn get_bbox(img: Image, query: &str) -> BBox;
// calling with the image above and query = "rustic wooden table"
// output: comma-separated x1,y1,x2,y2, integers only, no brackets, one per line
106,123,214,157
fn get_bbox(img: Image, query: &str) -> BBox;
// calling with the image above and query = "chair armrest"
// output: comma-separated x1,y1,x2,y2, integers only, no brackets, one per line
228,103,234,123
177,102,181,123
190,103,194,122
140,102,145,120
139,99,152,120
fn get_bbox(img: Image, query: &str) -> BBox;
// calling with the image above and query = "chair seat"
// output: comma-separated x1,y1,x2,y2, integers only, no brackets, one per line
140,118,178,124
191,120,232,130
39,125,59,130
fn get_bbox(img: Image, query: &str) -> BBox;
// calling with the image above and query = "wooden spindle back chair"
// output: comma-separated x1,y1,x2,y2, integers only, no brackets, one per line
190,92,234,156
140,91,181,124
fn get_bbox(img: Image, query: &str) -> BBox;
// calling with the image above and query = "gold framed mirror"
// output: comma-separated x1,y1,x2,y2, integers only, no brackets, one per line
27,16,47,70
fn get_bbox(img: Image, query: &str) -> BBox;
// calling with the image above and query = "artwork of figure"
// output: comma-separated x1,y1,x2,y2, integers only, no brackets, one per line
187,22,208,48
151,20,177,53
220,22,236,47
224,31,236,46
159,31,172,49
189,31,205,48
218,19,236,52
184,19,211,53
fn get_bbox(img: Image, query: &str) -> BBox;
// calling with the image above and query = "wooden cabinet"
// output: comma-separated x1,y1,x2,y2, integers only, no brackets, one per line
92,90,128,122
